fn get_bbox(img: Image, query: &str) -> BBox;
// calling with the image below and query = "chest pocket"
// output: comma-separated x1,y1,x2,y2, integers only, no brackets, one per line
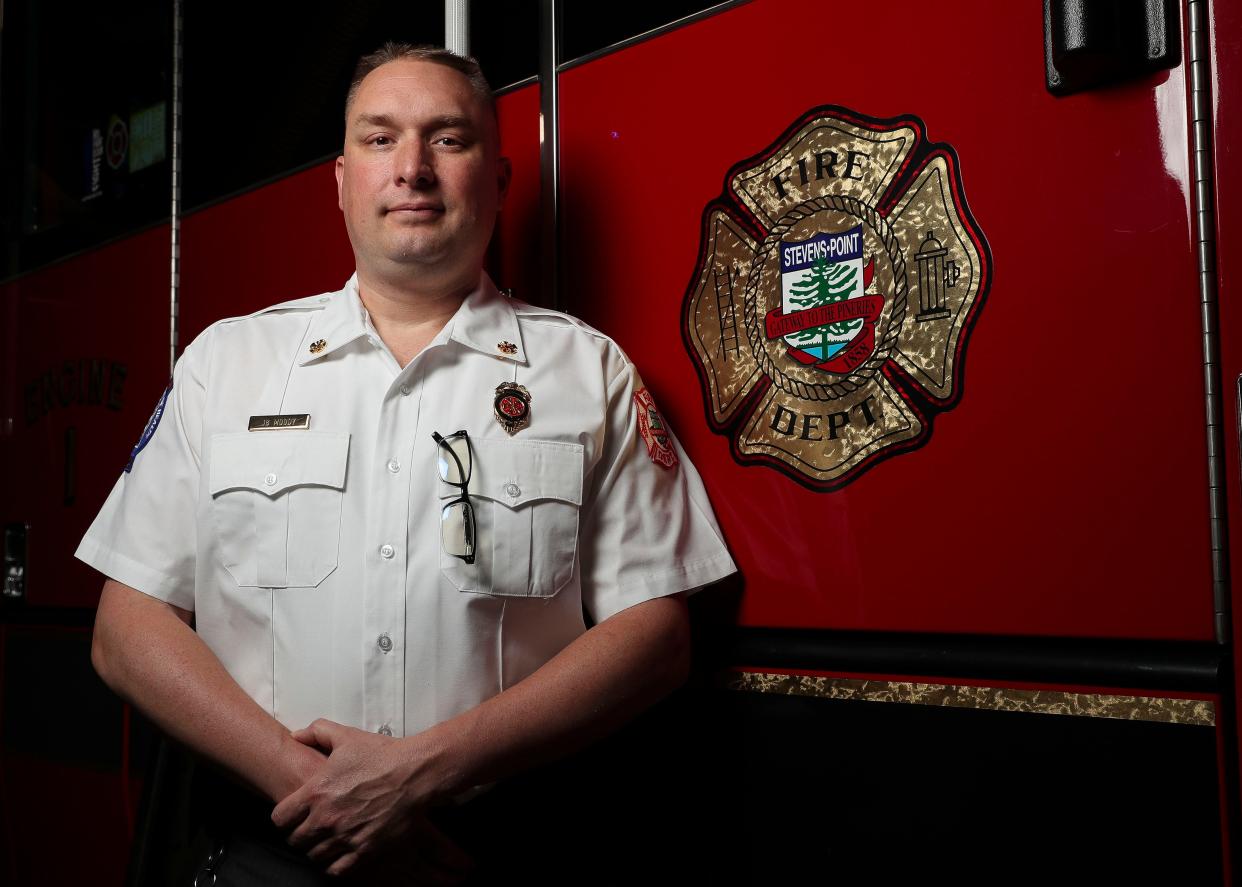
209,431,350,588
439,437,583,598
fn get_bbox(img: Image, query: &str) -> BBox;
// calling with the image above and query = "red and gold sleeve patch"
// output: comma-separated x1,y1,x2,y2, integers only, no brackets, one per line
634,387,678,470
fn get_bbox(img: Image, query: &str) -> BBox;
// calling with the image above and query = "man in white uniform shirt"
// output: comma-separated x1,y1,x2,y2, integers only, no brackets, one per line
80,43,734,883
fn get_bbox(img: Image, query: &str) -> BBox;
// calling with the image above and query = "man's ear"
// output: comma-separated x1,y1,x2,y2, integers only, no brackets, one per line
496,156,513,210
335,155,346,211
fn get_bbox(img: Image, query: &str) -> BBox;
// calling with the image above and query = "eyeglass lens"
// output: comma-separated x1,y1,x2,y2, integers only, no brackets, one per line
436,433,472,486
441,500,475,559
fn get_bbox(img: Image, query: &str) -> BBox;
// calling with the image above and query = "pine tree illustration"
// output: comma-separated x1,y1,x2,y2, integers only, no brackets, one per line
787,256,862,357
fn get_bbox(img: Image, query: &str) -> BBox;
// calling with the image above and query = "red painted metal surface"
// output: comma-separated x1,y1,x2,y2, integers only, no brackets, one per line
1207,0,1242,871
0,0,1220,678
0,6,1219,643
492,83,544,304
178,163,353,343
0,224,171,609
557,0,1213,639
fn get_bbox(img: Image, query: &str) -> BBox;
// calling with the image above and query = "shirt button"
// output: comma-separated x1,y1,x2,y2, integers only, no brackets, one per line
379,544,395,559
400,385,411,396
504,482,521,498
377,633,393,653
264,473,277,486
378,725,393,737
386,459,401,474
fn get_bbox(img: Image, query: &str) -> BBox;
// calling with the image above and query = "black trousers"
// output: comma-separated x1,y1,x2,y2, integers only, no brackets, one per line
164,701,710,886
187,769,590,886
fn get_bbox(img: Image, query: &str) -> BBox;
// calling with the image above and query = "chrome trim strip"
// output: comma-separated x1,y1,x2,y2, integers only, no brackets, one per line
729,672,1216,727
495,74,539,97
557,1,751,73
170,0,183,372
1188,0,1230,644
445,0,469,56
539,0,561,309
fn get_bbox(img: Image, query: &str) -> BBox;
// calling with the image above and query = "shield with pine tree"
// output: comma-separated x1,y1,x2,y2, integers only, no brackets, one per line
778,226,871,363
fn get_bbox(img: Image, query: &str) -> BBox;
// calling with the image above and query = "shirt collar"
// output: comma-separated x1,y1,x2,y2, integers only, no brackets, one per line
297,272,525,367
446,273,526,364
297,274,371,366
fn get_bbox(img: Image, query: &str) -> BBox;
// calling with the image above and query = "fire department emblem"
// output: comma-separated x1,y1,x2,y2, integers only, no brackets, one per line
635,387,678,470
683,106,991,490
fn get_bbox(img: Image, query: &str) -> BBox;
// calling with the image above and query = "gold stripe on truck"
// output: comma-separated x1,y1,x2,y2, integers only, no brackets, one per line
727,672,1215,727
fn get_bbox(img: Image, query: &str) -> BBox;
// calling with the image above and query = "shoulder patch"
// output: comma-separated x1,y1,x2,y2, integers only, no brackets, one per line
634,387,678,470
125,381,171,473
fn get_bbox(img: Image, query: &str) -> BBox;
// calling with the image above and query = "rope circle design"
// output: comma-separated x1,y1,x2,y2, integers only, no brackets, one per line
742,195,908,402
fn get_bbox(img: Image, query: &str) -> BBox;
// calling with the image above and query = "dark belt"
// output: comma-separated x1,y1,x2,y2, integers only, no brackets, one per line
192,831,331,887
192,769,332,886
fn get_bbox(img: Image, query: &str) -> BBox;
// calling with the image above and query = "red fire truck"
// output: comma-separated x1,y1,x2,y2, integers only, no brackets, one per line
2,0,1239,882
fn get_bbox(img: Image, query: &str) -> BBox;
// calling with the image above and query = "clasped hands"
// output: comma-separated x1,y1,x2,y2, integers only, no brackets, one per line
271,719,474,882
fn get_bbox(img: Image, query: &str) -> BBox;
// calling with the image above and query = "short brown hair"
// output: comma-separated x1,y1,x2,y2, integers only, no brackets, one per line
344,42,495,122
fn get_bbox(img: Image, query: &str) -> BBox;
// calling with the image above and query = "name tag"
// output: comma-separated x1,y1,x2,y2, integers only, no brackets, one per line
248,413,311,431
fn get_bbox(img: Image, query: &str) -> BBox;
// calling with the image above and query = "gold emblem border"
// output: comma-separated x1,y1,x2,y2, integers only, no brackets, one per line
681,106,993,493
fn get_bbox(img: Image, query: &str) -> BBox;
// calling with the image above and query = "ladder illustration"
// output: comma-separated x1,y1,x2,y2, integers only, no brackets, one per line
714,262,741,360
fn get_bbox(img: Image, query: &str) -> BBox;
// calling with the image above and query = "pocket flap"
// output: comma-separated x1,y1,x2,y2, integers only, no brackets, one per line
439,437,583,507
210,431,350,497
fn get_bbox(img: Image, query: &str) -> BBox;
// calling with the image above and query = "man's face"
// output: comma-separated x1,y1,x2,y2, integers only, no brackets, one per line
336,59,509,280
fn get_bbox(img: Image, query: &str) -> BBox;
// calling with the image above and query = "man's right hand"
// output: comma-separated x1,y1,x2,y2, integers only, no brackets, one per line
273,719,474,880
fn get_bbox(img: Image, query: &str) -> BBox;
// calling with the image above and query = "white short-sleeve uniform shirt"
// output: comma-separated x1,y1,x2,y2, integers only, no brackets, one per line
77,274,736,738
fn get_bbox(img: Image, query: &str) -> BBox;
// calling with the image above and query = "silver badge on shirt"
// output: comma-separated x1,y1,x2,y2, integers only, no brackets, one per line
493,383,531,435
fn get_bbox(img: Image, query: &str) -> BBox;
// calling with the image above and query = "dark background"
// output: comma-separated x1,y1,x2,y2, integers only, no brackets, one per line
1,2,1229,883
0,0,723,281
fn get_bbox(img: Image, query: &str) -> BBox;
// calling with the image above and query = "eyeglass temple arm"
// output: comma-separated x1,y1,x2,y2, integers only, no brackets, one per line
431,431,469,486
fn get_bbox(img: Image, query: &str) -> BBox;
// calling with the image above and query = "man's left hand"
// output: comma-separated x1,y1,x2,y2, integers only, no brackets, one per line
272,718,469,879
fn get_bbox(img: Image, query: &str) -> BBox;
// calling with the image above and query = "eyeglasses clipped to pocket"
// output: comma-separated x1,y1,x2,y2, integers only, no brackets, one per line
434,430,476,565
434,432,583,598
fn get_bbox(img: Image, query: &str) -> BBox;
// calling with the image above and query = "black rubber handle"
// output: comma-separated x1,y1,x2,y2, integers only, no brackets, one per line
1044,0,1180,96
